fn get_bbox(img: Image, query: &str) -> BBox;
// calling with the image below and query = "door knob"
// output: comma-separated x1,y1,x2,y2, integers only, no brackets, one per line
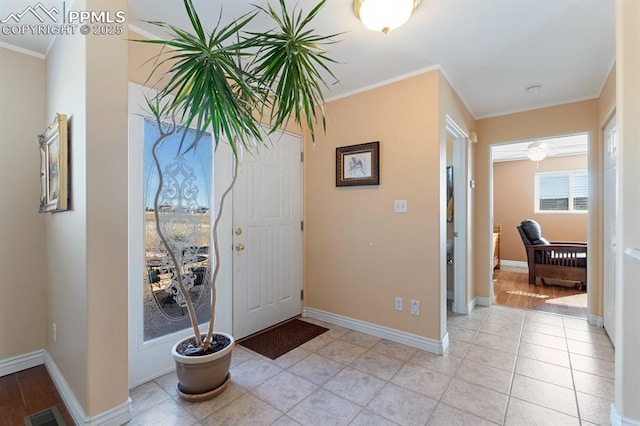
235,227,243,235
235,243,245,251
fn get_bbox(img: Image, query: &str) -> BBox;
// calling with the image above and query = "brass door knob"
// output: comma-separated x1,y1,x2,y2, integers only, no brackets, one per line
235,243,245,251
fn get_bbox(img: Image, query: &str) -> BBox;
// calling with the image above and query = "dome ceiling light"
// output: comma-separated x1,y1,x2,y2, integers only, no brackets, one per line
353,0,421,34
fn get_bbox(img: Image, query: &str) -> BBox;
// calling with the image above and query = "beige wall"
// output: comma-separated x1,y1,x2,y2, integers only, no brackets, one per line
616,0,640,421
475,100,600,314
45,0,129,417
494,155,588,262
305,70,473,342
0,48,47,360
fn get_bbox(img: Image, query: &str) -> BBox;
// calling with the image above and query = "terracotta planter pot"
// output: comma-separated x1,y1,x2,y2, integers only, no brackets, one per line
172,332,234,401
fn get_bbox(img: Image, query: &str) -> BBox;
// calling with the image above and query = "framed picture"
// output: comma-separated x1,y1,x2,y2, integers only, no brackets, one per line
39,113,69,213
336,141,380,187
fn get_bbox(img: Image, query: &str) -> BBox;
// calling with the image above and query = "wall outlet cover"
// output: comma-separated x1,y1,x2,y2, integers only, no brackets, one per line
410,300,420,315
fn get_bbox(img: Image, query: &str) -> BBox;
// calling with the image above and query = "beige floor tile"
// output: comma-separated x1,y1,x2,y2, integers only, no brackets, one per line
447,325,478,343
518,342,570,368
299,334,336,352
271,415,302,426
129,380,171,417
473,332,519,354
562,316,592,331
252,371,317,412
569,352,615,379
153,371,179,398
323,367,386,406
230,346,256,367
572,370,615,401
446,338,471,358
200,393,281,426
427,403,497,425
522,322,566,338
514,356,574,389
447,315,485,331
510,375,578,417
391,363,452,400
127,398,197,426
465,344,517,372
567,340,614,362
372,339,417,361
524,311,565,327
319,324,350,340
576,392,613,425
367,383,438,426
564,328,612,346
504,397,580,426
455,359,513,394
441,378,508,424
350,350,404,381
317,339,367,365
230,357,282,390
288,353,345,385
271,347,312,370
288,388,361,426
350,409,398,426
479,321,522,340
178,382,245,420
339,330,382,348
408,351,462,376
520,330,567,351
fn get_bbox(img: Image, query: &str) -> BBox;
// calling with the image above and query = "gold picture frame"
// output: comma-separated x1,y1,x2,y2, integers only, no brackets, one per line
336,141,380,187
39,114,68,212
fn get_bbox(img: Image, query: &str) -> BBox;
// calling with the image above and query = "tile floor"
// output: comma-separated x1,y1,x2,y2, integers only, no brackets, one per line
127,305,615,425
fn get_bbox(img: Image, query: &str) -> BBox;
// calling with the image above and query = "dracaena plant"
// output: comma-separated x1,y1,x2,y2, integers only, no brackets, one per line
139,0,338,353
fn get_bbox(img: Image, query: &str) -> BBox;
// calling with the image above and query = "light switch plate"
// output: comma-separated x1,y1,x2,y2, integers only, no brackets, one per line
394,200,407,213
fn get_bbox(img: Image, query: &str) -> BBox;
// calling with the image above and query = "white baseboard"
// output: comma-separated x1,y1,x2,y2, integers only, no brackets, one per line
475,296,492,307
447,290,454,300
0,350,44,377
44,352,132,426
303,307,447,354
466,298,476,314
588,314,604,328
611,403,640,426
499,260,528,268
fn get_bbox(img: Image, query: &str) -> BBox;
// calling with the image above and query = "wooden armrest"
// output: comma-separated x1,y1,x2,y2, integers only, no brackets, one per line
550,241,587,246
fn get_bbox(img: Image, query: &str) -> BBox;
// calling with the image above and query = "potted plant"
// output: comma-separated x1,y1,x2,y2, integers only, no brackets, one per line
139,0,338,401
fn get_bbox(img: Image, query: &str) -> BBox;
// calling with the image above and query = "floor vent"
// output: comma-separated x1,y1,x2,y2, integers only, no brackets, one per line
24,406,66,426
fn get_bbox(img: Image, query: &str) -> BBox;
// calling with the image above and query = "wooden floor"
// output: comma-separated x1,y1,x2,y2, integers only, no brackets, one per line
0,365,73,426
493,265,588,318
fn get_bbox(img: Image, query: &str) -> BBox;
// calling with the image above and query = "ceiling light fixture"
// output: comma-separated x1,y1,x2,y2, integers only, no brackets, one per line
527,141,548,162
353,0,421,34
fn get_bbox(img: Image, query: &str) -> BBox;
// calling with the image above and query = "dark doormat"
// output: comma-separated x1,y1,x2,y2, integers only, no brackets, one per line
238,318,329,359
24,406,66,426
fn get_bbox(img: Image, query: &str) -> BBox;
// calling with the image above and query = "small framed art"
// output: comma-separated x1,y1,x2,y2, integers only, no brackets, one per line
336,141,380,187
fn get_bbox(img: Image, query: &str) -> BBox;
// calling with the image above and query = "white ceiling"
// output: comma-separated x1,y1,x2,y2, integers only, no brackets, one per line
0,0,615,119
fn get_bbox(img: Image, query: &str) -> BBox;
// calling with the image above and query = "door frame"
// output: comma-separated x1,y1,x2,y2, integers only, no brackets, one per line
127,82,234,388
603,113,618,345
445,116,470,315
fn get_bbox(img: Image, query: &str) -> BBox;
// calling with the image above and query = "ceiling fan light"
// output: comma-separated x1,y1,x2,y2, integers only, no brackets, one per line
354,0,420,34
527,141,548,162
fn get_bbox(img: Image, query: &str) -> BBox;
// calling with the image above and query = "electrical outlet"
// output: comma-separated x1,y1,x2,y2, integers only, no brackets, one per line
394,200,408,213
394,297,403,311
52,323,57,342
410,300,420,316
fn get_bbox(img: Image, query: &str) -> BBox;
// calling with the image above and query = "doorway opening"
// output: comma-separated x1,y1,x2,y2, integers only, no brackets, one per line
490,133,590,318
445,116,469,316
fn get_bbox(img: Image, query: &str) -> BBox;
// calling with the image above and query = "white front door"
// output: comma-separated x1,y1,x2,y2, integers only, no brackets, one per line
232,132,303,339
603,115,618,345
